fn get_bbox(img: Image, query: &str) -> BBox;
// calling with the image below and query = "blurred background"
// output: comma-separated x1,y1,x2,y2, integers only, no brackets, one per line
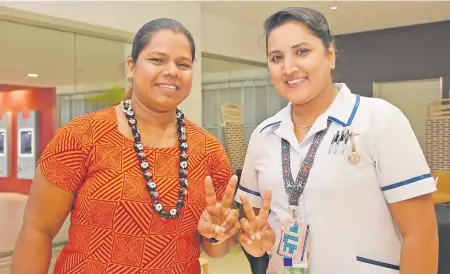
0,1,449,273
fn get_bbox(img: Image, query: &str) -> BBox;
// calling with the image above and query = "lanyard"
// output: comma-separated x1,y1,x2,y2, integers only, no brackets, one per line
281,120,332,219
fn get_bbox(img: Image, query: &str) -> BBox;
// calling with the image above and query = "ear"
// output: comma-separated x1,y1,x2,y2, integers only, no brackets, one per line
327,43,336,70
126,56,135,79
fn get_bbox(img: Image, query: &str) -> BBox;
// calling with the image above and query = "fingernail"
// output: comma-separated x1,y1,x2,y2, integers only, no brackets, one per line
247,240,252,245
221,227,226,232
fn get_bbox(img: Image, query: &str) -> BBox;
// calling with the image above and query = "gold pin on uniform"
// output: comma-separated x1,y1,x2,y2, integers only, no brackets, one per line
347,129,360,165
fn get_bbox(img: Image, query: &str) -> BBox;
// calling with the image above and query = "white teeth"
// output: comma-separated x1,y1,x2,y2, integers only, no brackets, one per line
158,84,177,90
288,77,307,85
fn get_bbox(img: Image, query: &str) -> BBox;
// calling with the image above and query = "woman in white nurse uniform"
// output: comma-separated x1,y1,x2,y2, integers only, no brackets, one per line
235,7,439,274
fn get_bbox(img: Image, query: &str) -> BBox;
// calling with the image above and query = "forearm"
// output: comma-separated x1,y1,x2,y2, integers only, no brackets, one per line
201,235,238,258
11,228,53,274
400,233,439,274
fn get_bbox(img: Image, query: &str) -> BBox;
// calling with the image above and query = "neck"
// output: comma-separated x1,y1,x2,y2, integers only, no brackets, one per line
291,82,336,127
130,97,177,130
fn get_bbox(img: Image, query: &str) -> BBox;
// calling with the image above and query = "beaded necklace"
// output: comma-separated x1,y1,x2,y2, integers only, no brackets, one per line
122,99,188,219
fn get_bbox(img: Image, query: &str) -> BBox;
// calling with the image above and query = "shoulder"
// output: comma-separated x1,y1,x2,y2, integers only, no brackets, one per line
252,105,288,138
59,106,116,148
185,119,224,155
360,96,408,126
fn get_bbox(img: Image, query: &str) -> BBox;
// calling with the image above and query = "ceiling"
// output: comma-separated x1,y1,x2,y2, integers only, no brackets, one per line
2,1,450,90
202,1,450,35
0,19,126,91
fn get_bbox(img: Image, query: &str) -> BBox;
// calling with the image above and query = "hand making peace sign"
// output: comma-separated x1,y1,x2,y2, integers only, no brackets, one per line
238,190,275,257
197,175,241,243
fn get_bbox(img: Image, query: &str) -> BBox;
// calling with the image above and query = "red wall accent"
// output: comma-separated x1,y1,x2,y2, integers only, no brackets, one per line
0,85,57,194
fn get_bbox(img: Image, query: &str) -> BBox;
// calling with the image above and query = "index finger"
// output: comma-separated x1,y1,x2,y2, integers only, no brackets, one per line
204,176,217,207
258,189,272,222
220,175,238,208
240,194,257,222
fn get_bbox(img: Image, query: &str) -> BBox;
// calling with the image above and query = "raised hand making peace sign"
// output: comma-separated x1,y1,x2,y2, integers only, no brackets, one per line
238,190,275,257
197,175,241,243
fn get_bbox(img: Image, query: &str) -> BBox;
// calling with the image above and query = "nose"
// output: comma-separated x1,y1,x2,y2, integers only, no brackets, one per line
282,57,298,76
162,62,179,78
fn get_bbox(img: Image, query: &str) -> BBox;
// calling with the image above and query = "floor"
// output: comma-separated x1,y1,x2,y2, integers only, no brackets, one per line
203,248,252,274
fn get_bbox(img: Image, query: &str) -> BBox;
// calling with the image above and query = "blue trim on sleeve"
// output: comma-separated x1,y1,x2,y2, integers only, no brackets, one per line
238,185,261,197
356,256,400,270
259,121,281,133
381,173,432,191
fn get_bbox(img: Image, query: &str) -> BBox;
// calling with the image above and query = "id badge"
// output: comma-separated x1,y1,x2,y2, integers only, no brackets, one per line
277,220,310,272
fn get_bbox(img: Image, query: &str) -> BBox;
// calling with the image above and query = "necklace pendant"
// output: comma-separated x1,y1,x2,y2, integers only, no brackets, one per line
348,152,360,165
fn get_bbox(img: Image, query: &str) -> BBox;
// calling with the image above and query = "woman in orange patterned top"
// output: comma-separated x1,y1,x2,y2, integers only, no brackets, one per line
11,18,275,274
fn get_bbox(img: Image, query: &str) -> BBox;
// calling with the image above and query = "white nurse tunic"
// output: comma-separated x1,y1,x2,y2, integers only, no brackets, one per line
235,83,436,274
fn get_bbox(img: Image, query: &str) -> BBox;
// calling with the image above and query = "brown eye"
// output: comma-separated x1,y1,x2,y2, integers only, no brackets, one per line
271,55,282,62
297,49,309,55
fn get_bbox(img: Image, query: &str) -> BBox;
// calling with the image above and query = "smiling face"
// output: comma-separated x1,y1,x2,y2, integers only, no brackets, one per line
267,20,335,105
127,29,193,113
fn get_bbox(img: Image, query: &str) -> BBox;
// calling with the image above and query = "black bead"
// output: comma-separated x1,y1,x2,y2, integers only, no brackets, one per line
144,171,153,180
179,187,187,197
153,203,162,212
179,170,188,178
179,178,187,187
140,161,150,171
149,191,159,200
123,101,130,109
138,151,146,160
146,181,156,191
169,209,179,218
134,133,141,143
160,211,169,219
134,143,143,152
180,153,188,161
131,125,138,135
126,110,135,119
176,199,184,208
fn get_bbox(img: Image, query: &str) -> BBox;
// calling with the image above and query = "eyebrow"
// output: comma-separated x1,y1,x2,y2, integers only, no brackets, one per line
268,42,311,56
148,51,192,62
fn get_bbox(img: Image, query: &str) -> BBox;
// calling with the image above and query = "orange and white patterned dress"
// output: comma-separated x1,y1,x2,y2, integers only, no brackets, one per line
37,107,231,274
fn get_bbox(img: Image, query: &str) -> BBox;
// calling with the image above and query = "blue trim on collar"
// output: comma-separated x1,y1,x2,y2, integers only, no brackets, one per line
259,121,281,133
328,94,361,127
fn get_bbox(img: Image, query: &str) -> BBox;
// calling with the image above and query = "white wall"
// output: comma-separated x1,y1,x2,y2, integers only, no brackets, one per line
0,1,203,124
201,12,266,63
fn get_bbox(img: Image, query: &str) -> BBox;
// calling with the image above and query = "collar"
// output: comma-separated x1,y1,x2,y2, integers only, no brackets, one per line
267,83,360,152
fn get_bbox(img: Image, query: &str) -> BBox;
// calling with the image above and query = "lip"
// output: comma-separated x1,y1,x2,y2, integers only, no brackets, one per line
154,83,180,91
285,77,308,88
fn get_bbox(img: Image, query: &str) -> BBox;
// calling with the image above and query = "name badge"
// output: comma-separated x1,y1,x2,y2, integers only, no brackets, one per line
278,220,310,272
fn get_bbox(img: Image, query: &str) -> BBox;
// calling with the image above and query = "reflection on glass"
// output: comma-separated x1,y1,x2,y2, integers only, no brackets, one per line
0,131,5,155
201,56,287,144
19,130,33,155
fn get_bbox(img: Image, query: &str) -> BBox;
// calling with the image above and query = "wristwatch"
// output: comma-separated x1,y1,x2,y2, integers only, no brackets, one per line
206,237,220,245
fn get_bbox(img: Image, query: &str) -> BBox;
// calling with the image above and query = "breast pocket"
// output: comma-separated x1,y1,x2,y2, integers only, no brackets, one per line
356,256,400,274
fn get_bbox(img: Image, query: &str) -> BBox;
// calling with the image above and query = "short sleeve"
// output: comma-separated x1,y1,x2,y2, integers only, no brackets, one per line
37,125,89,193
234,130,263,208
207,142,232,202
374,103,436,203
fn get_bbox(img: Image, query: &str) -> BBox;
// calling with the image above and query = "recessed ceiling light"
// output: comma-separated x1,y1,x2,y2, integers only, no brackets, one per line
27,73,38,78
330,6,338,10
